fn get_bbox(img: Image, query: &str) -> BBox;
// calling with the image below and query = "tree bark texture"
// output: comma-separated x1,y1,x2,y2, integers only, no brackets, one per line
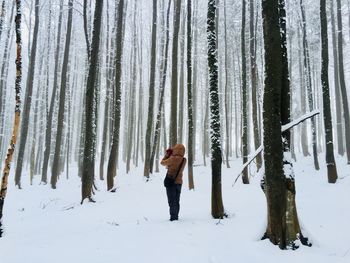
330,1,344,156
14,0,40,188
0,0,22,237
336,0,350,163
107,0,124,191
169,0,181,146
144,0,157,179
207,0,225,219
241,0,249,184
41,0,63,184
51,0,73,189
320,0,338,183
81,0,104,203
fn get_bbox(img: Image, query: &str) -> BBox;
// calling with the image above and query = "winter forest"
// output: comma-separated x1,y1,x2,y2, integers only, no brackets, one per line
0,0,350,261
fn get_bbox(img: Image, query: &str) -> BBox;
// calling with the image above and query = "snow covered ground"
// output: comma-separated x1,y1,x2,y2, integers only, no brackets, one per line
0,155,349,263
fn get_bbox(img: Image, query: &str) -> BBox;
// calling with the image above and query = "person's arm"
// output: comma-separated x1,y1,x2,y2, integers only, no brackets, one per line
160,148,173,166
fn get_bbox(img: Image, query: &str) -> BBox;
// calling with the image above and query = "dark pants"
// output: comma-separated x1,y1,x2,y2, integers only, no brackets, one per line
166,184,182,220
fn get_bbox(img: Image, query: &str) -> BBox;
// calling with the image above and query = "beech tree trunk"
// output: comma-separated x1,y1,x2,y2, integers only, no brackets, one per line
262,0,310,249
169,0,181,146
208,0,225,219
320,0,338,183
144,0,157,179
336,0,350,164
14,0,40,188
0,0,22,237
51,0,73,189
41,0,63,184
107,0,125,191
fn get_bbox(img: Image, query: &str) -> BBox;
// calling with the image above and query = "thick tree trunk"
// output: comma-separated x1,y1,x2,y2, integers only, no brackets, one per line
81,0,104,203
262,0,309,249
14,0,40,188
208,0,225,219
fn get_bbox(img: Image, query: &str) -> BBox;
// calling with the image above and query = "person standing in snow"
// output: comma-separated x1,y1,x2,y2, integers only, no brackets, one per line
160,144,187,221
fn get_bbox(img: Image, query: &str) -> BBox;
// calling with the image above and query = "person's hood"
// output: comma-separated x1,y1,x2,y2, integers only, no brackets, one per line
172,144,185,157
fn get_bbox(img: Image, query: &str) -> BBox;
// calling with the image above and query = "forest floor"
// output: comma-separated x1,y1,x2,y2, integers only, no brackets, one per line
0,155,349,263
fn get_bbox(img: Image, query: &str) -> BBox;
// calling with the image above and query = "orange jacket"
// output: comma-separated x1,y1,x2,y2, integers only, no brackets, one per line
160,144,187,185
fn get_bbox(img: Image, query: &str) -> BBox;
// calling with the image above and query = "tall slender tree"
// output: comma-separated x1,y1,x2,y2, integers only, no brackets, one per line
149,0,172,174
107,0,125,191
51,0,73,189
187,0,194,190
320,0,338,183
14,0,40,188
336,0,350,164
207,0,225,219
0,0,5,41
330,0,344,156
0,0,22,237
144,0,157,179
250,0,262,171
300,0,320,170
41,0,64,184
81,0,104,203
0,2,15,158
169,0,181,146
241,0,249,184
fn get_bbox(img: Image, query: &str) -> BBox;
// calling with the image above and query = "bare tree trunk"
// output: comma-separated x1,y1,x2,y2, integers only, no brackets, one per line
0,2,15,158
14,0,40,188
262,0,309,249
297,27,309,157
144,0,157,179
51,0,73,189
126,5,137,174
223,0,230,169
250,0,262,171
41,0,63,184
208,0,225,219
300,0,320,170
0,0,22,236
99,0,111,181
336,0,350,164
0,0,5,40
330,1,344,156
170,0,182,146
149,0,172,174
107,0,124,191
187,0,194,189
320,0,338,183
241,0,249,184
81,0,104,203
